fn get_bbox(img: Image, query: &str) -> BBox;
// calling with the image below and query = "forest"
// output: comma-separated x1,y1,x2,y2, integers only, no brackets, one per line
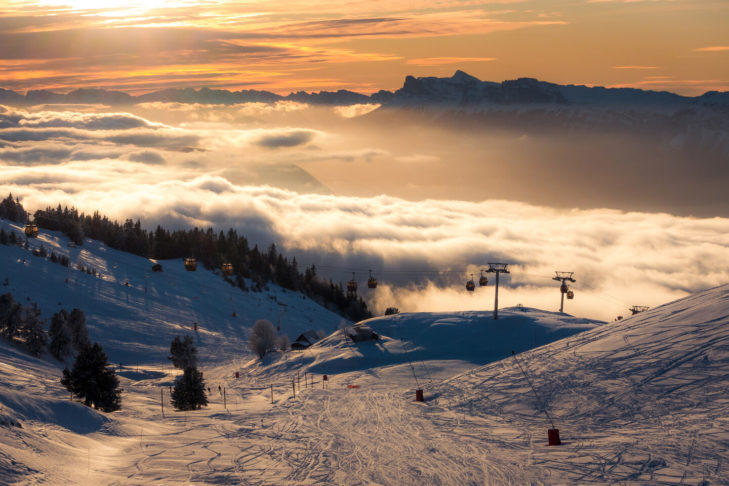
0,194,371,322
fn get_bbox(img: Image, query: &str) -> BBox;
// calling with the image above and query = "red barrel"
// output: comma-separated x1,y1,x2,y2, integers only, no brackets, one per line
548,428,561,446
415,389,424,402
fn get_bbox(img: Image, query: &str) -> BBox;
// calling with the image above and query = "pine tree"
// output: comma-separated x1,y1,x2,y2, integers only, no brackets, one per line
171,366,207,411
21,303,46,357
168,335,198,369
61,342,121,412
49,309,73,360
67,308,90,352
0,293,22,339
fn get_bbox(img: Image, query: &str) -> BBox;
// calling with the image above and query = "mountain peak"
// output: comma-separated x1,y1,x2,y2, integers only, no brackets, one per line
451,70,481,84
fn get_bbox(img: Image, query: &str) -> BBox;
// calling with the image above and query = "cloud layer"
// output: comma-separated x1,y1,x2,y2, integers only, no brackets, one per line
2,102,728,322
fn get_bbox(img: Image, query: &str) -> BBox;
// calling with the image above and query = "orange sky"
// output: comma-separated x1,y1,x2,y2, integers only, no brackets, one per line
0,0,727,95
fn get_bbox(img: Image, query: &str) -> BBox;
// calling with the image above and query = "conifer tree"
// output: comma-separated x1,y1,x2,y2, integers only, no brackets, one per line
0,293,22,339
67,308,90,351
61,342,121,412
21,303,46,357
49,309,73,360
171,367,207,410
168,335,198,369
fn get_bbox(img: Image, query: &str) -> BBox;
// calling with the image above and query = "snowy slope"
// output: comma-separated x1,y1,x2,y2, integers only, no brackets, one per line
0,219,346,366
3,216,729,484
433,284,729,483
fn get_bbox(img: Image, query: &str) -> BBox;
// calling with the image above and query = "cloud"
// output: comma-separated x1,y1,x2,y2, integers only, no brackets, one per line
611,65,660,70
128,150,166,165
3,170,728,322
15,111,153,130
332,104,380,118
693,46,729,52
0,146,73,165
255,130,316,149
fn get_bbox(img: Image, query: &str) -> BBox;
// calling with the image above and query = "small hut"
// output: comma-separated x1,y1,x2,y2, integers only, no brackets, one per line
291,330,320,350
345,324,378,343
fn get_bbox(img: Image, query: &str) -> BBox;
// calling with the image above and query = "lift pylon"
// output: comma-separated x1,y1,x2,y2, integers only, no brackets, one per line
552,271,576,313
486,263,510,320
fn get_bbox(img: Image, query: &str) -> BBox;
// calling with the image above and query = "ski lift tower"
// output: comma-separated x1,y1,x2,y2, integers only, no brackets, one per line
486,263,510,320
553,271,576,313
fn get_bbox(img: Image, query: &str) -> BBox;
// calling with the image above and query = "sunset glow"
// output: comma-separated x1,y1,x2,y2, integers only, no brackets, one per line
1,0,727,95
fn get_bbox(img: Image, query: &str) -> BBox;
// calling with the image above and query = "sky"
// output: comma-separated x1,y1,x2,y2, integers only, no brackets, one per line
1,0,728,95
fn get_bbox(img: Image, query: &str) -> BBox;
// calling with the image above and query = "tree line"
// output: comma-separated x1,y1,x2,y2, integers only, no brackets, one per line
1,194,371,322
0,292,121,412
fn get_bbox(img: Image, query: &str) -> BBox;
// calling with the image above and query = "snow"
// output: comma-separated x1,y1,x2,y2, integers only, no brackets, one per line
2,219,729,484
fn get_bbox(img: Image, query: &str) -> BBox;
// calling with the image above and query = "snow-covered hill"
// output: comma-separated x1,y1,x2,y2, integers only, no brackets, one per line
2,217,728,484
0,219,346,366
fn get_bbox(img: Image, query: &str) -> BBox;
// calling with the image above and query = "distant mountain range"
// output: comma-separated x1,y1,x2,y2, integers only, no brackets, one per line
2,71,728,108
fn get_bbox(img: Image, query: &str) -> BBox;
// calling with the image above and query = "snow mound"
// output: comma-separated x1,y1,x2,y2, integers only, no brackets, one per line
253,307,603,379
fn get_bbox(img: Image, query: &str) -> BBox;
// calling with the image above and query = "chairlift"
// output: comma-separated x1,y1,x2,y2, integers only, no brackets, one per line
184,258,197,271
24,223,38,238
466,274,475,292
566,290,574,300
347,272,358,294
478,270,488,287
367,269,377,289
221,263,233,276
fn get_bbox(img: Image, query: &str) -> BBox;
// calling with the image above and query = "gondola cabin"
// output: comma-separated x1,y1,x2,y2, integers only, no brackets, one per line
466,275,476,292
24,223,38,238
478,271,488,287
347,276,358,294
560,282,569,294
566,290,574,300
221,263,233,276
367,270,377,289
184,258,197,271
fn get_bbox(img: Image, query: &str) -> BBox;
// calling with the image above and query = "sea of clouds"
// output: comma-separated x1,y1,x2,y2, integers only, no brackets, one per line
1,103,727,321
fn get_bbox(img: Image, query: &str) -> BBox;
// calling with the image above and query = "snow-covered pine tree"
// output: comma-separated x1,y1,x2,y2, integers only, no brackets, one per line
171,366,208,410
168,335,198,369
61,342,121,412
249,319,277,359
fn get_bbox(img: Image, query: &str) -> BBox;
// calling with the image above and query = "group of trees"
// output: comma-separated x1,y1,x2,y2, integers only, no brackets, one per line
0,294,91,361
0,291,121,412
0,194,27,223
4,194,370,322
0,293,47,357
48,308,90,360
169,336,207,410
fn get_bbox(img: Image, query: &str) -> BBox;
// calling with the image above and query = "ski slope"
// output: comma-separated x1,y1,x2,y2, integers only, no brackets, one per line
2,218,729,484
0,219,346,366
